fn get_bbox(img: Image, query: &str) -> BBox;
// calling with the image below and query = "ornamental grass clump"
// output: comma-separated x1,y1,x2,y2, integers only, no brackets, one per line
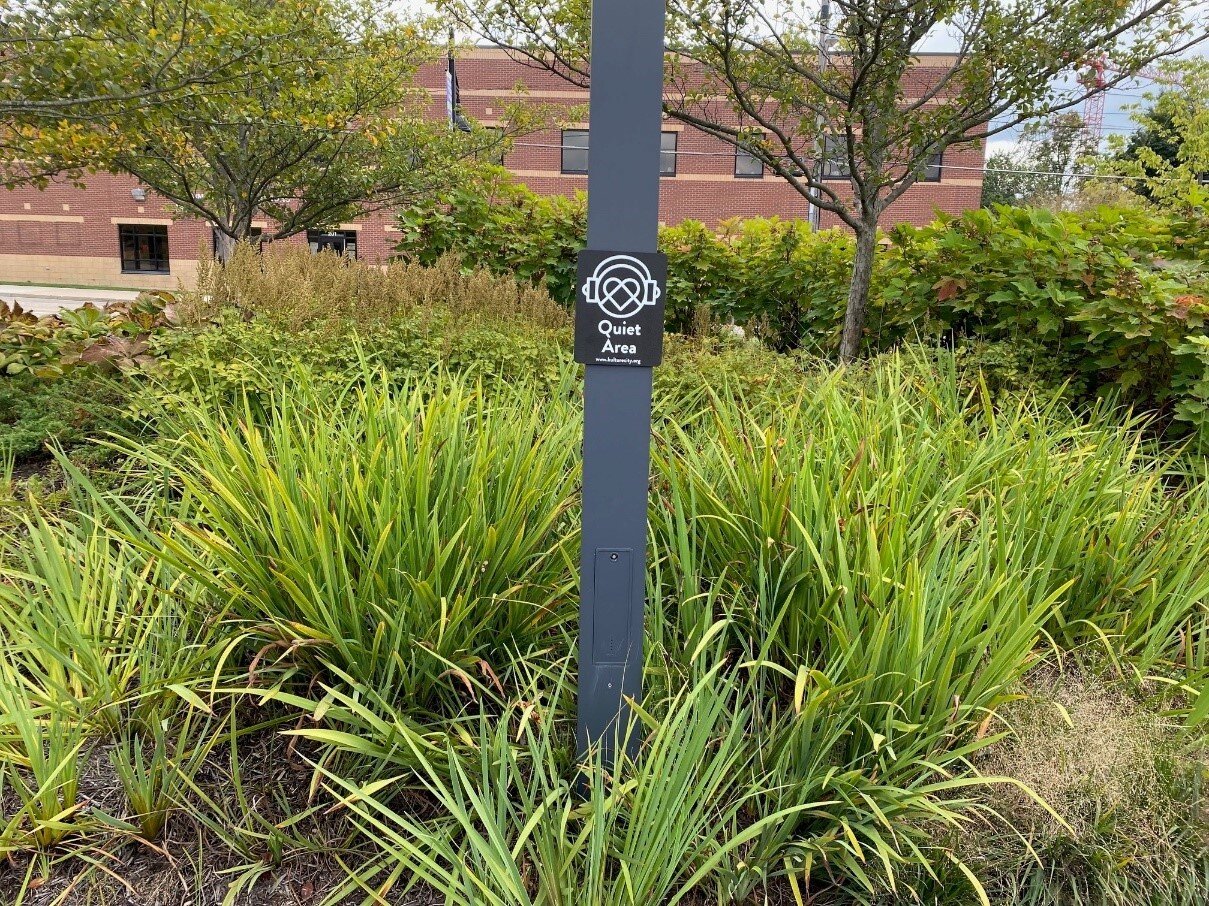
190,243,568,333
652,352,1209,695
957,669,1209,906
131,368,582,716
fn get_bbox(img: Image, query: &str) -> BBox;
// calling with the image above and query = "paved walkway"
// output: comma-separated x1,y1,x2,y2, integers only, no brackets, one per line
0,284,142,318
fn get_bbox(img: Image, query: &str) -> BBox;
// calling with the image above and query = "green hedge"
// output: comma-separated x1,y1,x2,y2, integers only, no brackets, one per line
880,205,1209,441
395,181,1209,444
395,175,851,347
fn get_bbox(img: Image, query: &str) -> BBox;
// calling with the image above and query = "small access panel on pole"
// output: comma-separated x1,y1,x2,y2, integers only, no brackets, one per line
574,0,668,768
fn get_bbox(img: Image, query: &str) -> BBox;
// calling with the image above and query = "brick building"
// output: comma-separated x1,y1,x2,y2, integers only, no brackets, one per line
0,48,985,289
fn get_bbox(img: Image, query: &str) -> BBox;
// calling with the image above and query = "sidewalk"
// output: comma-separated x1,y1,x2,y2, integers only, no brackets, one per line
0,284,142,318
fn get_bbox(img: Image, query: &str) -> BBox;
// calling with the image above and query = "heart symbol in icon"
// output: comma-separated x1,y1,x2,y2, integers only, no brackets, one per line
600,277,643,316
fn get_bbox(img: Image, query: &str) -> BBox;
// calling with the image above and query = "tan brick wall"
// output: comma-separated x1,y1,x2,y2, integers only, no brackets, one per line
0,252,198,289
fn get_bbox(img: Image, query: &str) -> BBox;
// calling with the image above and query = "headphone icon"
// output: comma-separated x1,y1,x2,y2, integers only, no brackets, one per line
582,255,662,319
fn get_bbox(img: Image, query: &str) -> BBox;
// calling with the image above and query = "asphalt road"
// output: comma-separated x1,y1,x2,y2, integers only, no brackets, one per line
0,284,141,318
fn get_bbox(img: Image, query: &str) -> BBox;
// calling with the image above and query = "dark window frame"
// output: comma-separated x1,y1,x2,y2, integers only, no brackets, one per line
307,228,359,260
660,130,678,177
734,146,765,179
561,129,589,175
920,150,944,183
211,225,263,256
118,224,170,274
822,135,851,180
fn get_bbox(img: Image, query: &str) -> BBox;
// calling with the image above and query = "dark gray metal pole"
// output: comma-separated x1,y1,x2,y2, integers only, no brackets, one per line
575,0,667,767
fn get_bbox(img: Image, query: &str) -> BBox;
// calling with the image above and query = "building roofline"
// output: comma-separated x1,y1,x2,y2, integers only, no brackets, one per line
457,43,965,65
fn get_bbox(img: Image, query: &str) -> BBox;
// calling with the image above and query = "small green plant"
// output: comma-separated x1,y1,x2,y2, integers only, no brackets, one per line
0,293,176,378
0,504,219,735
0,445,13,507
0,658,89,851
108,702,224,841
323,664,834,906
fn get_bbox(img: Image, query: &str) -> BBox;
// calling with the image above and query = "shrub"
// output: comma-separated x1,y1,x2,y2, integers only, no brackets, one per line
661,217,852,345
880,205,1209,429
394,170,587,306
394,177,853,346
397,178,1209,444
0,370,128,461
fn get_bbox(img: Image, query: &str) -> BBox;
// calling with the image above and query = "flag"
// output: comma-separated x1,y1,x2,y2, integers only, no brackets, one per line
446,46,472,133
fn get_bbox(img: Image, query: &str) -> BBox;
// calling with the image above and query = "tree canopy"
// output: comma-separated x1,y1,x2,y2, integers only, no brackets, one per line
1,0,507,256
1108,61,1209,210
981,114,1097,208
1,0,305,179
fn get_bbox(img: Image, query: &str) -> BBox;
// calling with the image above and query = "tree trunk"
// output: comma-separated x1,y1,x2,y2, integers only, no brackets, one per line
839,221,878,363
214,229,236,263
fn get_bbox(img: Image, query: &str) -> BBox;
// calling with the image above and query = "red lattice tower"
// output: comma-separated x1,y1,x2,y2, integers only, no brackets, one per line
1082,57,1174,148
1081,57,1109,147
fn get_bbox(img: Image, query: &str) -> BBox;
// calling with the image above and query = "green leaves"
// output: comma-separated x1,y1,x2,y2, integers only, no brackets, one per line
2,0,486,248
880,204,1209,445
0,293,176,379
1,271,1207,898
124,369,581,716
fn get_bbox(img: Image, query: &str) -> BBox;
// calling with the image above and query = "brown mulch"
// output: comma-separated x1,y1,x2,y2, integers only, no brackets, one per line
0,725,436,906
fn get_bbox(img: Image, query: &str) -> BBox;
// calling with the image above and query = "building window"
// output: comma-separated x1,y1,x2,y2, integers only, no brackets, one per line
920,150,944,182
822,135,851,179
660,131,678,176
734,146,764,179
118,224,170,274
307,229,358,259
561,129,589,174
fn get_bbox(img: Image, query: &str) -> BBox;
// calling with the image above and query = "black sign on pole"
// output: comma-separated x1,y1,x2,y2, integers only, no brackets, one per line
575,0,667,768
574,250,667,367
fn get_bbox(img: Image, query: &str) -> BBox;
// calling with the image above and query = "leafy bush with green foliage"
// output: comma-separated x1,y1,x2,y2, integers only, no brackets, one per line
0,294,177,378
395,171,588,307
396,179,1209,444
395,177,854,345
661,217,852,344
880,205,1209,441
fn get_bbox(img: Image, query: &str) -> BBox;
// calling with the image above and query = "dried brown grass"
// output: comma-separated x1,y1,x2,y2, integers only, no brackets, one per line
185,243,568,333
983,671,1179,840
966,665,1209,900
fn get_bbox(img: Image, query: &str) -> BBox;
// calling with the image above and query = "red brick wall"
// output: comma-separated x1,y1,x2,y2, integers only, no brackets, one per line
0,49,984,287
427,50,986,231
